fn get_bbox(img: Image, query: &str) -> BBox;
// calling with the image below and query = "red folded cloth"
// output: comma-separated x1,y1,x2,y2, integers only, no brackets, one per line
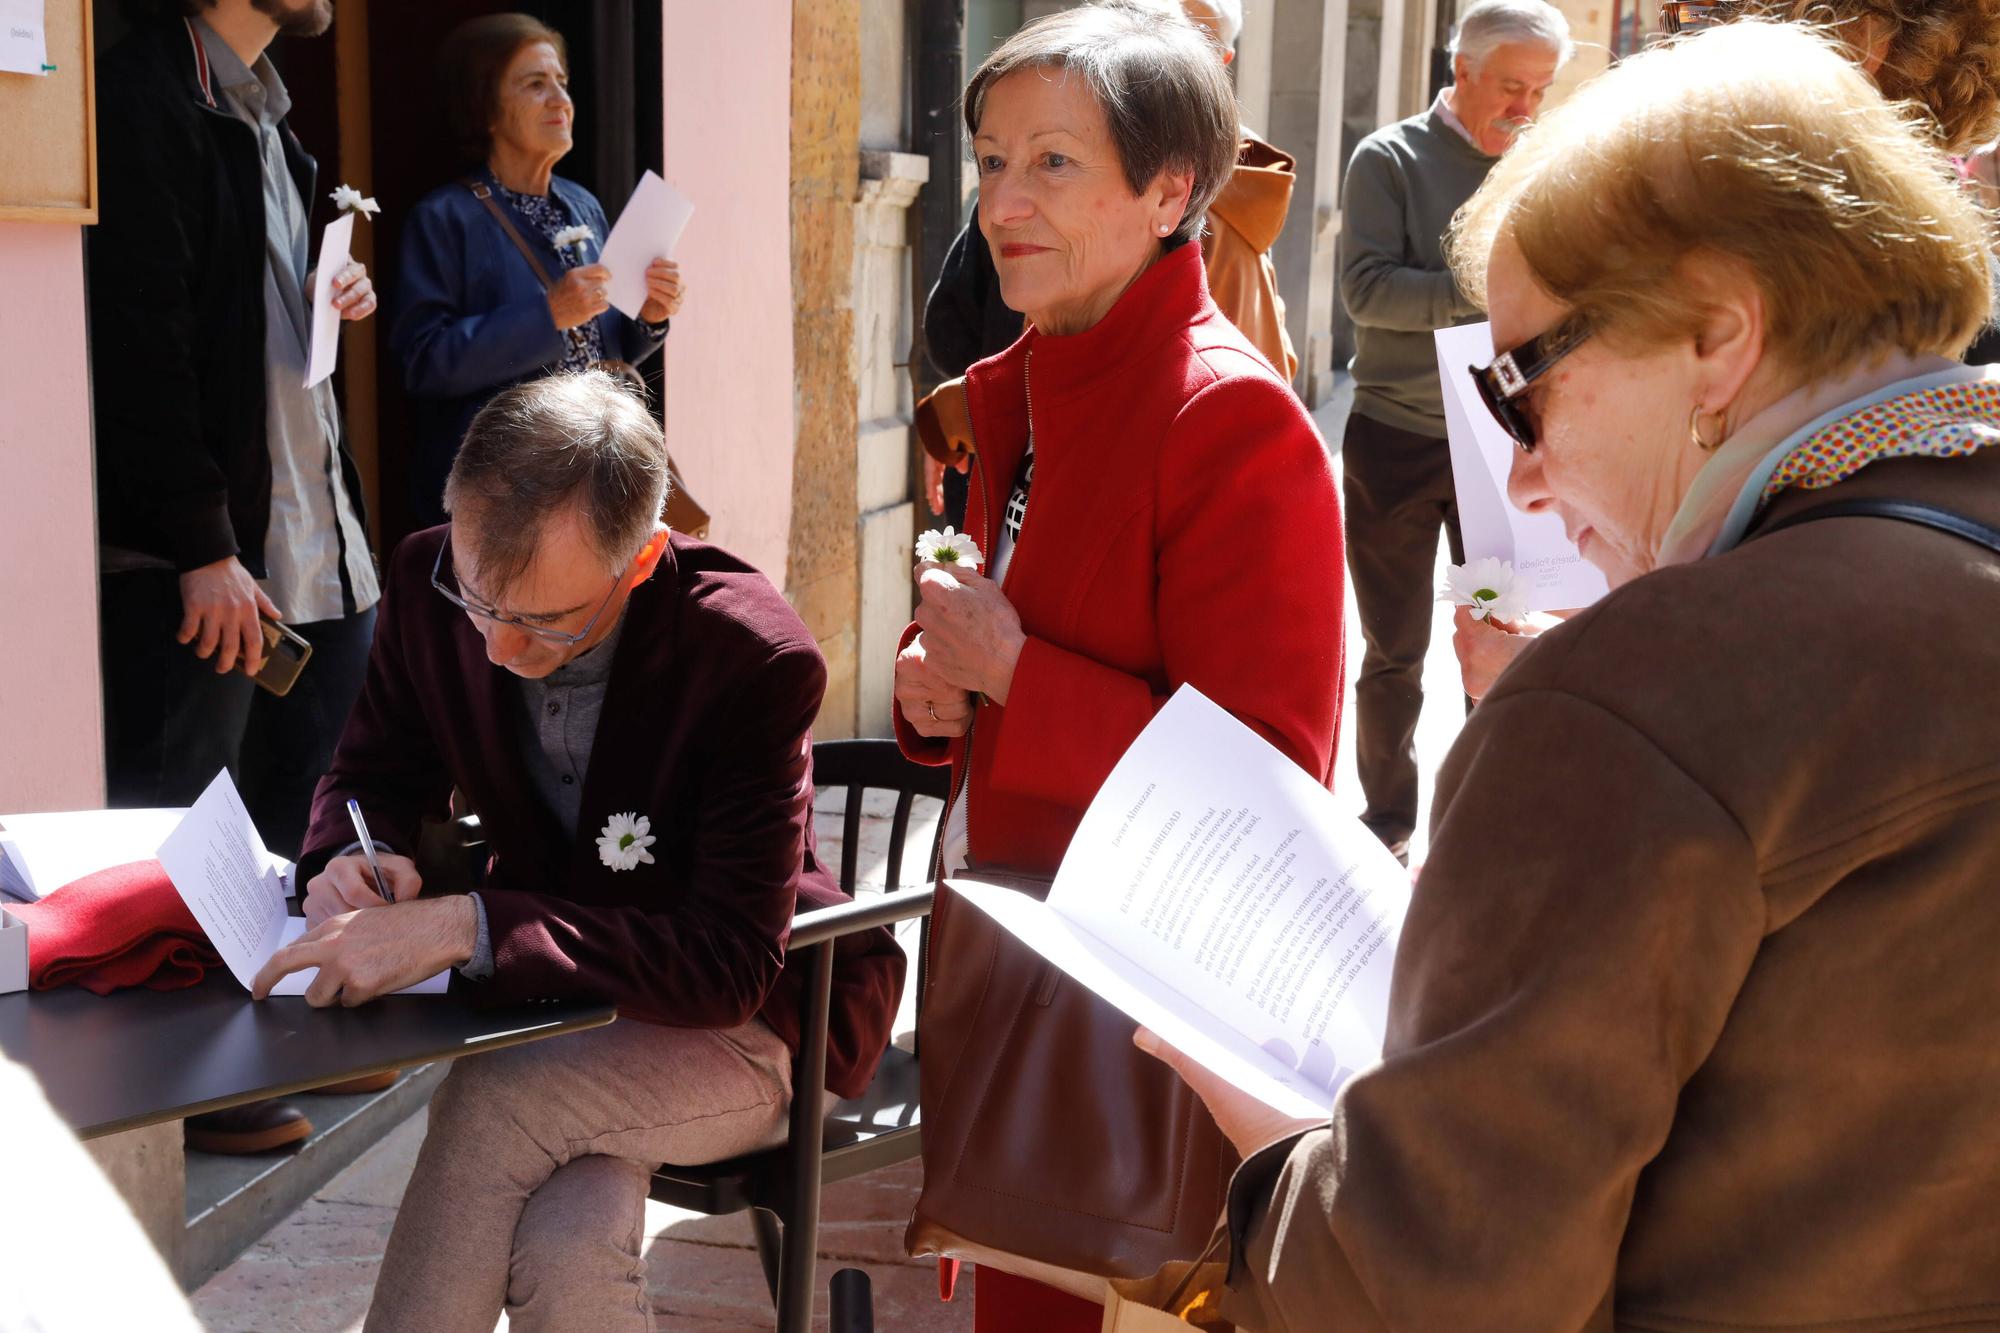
8,860,220,995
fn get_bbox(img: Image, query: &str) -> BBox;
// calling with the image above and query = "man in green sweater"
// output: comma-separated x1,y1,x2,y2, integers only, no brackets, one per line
1338,0,1571,861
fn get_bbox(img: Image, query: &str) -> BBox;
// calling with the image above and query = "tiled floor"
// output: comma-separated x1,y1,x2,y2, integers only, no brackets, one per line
190,399,1474,1331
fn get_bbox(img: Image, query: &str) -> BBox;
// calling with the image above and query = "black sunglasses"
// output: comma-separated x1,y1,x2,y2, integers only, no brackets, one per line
1660,1,1742,34
1469,319,1592,452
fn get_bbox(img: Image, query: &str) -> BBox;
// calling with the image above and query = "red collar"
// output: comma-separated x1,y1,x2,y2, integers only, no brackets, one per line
183,17,217,109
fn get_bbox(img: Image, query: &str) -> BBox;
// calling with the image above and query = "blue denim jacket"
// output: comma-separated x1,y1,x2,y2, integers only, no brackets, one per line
390,171,666,524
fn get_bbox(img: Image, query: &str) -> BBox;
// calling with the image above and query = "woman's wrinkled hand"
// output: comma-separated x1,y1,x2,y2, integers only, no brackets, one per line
1453,606,1574,700
549,263,613,330
637,258,684,324
1133,1028,1324,1160
895,635,975,738
914,563,1026,704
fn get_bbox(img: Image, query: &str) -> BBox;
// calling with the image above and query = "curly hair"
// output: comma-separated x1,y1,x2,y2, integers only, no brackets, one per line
1740,0,2000,153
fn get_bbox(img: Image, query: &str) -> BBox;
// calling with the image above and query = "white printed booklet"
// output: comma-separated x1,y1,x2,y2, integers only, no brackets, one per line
949,687,1413,1119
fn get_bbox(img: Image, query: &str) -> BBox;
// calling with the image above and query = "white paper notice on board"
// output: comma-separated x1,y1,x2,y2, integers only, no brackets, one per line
599,170,694,318
949,686,1413,1119
1435,321,1610,612
303,212,355,388
0,0,48,77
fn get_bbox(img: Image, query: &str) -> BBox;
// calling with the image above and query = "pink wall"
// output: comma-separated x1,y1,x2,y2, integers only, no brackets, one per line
659,1,797,585
0,223,104,812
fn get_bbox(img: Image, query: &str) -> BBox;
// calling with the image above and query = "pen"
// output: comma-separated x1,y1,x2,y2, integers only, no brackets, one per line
346,799,392,904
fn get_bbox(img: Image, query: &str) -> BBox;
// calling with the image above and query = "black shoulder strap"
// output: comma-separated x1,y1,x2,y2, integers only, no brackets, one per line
461,176,556,291
1753,497,2000,557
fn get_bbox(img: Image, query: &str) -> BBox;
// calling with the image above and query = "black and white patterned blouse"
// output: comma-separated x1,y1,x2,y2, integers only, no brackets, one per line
494,181,604,373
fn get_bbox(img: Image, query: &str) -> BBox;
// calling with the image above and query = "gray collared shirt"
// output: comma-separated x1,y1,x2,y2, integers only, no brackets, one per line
194,20,378,625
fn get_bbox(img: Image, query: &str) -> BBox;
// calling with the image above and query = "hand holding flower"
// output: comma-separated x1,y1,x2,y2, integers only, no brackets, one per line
331,260,376,322
913,563,1026,705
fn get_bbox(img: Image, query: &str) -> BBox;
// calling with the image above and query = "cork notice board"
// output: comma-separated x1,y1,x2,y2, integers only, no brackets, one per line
0,0,96,223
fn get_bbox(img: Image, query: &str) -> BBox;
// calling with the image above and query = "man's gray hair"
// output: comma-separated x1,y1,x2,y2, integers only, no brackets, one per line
1450,0,1575,69
966,4,1240,251
443,371,671,590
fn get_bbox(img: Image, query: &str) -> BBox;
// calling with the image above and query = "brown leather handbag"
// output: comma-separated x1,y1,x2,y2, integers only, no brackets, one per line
906,869,1237,1296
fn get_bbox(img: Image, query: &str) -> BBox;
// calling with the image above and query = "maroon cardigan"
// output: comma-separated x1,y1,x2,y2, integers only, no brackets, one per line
301,528,905,1098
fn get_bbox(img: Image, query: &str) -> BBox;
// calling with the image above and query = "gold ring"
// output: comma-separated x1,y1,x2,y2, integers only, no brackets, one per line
925,701,938,722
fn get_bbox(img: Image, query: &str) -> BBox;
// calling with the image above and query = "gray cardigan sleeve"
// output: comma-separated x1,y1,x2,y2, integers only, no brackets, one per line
1338,141,1476,334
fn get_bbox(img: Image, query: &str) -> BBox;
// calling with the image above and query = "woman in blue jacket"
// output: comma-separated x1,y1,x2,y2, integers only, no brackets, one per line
391,14,686,526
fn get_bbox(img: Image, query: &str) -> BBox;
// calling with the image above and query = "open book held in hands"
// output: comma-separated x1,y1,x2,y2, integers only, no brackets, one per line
948,687,1413,1119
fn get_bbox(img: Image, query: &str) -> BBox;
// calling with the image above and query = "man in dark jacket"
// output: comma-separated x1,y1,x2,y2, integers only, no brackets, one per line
255,372,905,1328
90,0,382,1153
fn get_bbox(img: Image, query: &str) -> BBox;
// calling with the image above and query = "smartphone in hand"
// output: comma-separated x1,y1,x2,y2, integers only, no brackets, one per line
243,617,313,696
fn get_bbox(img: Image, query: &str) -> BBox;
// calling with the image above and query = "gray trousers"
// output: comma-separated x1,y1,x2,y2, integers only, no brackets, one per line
365,1017,793,1332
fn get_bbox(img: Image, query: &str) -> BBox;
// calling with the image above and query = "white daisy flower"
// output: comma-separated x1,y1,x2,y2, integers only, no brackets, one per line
1441,557,1528,624
552,224,596,261
914,526,984,570
329,185,380,219
596,812,657,871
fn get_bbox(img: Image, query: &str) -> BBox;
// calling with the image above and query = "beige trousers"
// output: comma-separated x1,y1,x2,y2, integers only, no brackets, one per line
364,1016,794,1333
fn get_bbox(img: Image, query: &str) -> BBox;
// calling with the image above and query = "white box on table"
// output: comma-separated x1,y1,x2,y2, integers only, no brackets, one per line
0,905,26,994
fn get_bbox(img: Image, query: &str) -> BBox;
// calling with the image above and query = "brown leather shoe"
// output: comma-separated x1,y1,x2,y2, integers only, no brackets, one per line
309,1069,401,1095
184,1099,313,1154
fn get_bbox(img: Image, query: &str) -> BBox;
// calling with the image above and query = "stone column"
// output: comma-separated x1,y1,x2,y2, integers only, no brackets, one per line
1268,0,1352,408
852,151,930,737
788,0,864,738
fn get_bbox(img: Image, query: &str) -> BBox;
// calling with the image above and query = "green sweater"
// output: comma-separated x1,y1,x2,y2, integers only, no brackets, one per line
1339,100,1496,436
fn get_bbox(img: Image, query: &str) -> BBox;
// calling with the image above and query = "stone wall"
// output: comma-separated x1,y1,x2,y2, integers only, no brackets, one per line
788,0,866,738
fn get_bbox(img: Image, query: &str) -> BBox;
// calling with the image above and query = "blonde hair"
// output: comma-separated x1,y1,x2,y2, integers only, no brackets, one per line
1449,20,1993,382
1742,0,2000,154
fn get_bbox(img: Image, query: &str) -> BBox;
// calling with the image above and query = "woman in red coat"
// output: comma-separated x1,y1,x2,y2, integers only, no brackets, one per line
892,8,1346,1327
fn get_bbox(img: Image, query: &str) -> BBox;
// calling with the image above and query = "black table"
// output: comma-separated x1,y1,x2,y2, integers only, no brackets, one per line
0,973,615,1138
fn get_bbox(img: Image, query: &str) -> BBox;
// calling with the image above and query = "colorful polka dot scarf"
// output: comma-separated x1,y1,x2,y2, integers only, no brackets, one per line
1762,378,2000,503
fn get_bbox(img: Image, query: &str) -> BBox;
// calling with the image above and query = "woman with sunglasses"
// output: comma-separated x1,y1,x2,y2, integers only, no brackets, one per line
1456,0,2000,698
1140,22,2000,1327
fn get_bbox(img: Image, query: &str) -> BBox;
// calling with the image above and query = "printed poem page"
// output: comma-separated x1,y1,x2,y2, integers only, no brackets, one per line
1051,687,1412,1100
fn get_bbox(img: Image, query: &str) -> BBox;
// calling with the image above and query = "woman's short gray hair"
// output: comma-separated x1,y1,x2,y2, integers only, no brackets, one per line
443,371,670,590
965,5,1241,251
1450,0,1575,69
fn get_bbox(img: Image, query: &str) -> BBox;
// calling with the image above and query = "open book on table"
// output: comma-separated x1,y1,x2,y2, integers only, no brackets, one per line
947,687,1413,1119
152,770,449,997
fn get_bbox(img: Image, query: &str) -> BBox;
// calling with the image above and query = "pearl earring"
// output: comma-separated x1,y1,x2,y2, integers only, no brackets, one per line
1158,223,1172,236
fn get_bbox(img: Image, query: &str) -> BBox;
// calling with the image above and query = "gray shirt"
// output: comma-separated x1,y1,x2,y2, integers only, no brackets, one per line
452,612,628,981
196,20,379,624
1338,94,1497,436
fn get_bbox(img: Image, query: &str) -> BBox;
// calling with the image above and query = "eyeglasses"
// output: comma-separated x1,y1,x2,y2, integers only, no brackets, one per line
1659,1,1742,34
430,536,622,645
1469,319,1592,453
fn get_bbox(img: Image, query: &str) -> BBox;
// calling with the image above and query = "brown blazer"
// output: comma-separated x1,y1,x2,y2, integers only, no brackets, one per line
1222,452,2000,1329
301,528,905,1099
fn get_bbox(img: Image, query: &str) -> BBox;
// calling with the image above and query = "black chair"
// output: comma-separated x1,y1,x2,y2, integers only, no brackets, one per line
647,738,950,1333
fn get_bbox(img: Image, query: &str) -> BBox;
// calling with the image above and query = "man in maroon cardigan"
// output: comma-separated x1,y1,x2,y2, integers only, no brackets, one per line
253,372,905,1328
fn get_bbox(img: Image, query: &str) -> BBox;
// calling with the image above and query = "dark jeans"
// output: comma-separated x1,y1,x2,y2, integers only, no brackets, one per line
1341,410,1465,851
101,571,376,859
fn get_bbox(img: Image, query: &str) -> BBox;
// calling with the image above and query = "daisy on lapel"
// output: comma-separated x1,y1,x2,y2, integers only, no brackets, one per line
597,812,657,871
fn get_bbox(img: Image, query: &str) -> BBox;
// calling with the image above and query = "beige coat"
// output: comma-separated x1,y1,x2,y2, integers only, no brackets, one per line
1221,451,2000,1330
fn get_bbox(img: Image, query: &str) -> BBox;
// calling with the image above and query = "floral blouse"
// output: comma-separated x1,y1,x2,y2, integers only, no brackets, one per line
493,180,603,373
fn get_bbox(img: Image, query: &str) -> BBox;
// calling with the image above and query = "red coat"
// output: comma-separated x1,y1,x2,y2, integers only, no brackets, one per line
897,241,1345,866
